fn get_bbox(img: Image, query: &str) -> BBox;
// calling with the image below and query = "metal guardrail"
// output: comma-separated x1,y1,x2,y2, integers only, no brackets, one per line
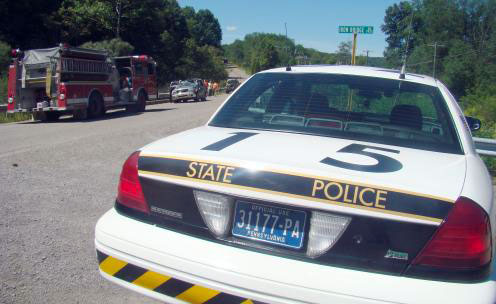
474,137,496,156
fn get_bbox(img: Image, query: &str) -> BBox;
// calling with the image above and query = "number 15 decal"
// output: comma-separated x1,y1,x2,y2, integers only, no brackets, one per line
202,134,402,173
321,144,402,173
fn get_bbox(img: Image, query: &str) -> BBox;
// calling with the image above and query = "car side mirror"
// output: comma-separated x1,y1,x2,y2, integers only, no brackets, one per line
465,116,481,131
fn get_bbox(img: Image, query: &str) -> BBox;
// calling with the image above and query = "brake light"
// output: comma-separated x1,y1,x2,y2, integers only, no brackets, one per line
7,94,14,111
11,48,22,57
58,83,67,107
412,197,491,269
116,151,149,213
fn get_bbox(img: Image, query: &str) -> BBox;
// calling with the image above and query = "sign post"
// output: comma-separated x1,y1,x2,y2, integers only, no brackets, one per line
338,26,374,65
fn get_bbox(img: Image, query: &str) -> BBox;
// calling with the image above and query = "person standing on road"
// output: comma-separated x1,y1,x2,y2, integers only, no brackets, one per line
119,73,132,102
213,82,219,96
208,81,213,96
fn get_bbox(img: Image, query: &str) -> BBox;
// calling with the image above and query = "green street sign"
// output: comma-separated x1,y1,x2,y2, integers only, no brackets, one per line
339,26,374,34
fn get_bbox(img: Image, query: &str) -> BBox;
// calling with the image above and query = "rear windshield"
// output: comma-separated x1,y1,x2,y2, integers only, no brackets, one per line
209,72,462,154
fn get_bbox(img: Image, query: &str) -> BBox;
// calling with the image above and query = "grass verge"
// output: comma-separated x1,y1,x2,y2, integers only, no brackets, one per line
0,112,32,123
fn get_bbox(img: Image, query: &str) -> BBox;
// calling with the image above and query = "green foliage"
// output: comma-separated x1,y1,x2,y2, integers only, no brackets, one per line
462,84,496,171
58,0,114,45
0,1,226,84
250,39,279,73
224,33,338,74
382,0,496,171
173,6,225,81
0,0,62,49
175,39,227,81
80,38,134,57
336,41,352,64
183,7,222,47
381,1,420,68
0,75,7,104
0,41,11,72
0,112,32,123
0,41,11,104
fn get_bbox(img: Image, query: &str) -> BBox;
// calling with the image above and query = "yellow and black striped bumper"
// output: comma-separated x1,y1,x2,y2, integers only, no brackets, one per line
97,250,260,304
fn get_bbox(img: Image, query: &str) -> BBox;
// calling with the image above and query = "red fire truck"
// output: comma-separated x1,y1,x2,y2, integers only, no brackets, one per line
6,44,158,121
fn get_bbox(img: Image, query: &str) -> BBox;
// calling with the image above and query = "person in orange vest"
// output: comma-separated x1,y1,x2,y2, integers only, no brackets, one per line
212,82,219,95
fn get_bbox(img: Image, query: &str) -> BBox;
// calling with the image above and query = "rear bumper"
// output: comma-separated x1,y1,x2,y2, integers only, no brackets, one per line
8,107,69,113
32,107,68,112
95,208,496,304
172,93,195,101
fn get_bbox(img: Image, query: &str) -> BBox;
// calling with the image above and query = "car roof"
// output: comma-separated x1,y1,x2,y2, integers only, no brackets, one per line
259,65,438,87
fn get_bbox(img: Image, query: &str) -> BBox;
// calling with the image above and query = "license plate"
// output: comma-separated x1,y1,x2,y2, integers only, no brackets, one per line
232,201,307,249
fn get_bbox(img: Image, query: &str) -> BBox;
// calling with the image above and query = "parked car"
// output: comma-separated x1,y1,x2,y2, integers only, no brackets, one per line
95,65,494,304
169,80,180,100
171,81,206,103
225,78,240,93
188,78,208,100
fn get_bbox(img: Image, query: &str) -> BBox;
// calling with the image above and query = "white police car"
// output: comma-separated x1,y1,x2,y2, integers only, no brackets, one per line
95,65,496,304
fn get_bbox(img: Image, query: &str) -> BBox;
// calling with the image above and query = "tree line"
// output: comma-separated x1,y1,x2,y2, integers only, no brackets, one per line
382,0,496,168
0,0,228,102
223,33,386,74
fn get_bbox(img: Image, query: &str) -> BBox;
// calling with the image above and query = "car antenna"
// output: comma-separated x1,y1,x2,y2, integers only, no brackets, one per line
285,22,292,71
399,7,415,80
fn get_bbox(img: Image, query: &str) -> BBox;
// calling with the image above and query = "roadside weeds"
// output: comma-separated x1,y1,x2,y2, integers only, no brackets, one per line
0,112,32,123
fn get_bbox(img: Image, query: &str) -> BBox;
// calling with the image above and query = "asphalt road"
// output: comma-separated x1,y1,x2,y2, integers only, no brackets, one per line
0,67,249,304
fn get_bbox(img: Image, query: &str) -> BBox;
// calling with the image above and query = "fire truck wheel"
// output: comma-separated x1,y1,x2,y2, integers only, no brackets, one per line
33,112,47,122
88,93,104,118
45,112,60,122
73,109,88,120
137,92,146,112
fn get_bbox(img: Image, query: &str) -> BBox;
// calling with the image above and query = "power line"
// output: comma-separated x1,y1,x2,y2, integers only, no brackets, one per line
427,42,445,77
407,48,480,68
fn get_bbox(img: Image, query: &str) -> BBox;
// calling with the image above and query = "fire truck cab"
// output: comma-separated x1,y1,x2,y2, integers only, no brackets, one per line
6,44,158,121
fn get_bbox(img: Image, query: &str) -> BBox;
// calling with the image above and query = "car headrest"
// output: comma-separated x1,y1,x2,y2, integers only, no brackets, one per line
390,104,422,130
306,93,330,115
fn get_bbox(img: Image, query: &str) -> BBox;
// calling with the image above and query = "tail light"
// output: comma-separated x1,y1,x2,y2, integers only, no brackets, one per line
7,94,14,111
58,83,67,107
116,151,149,213
11,48,22,58
412,197,492,270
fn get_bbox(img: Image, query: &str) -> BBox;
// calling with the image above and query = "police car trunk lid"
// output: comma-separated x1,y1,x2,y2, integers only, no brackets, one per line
140,126,464,216
135,126,465,276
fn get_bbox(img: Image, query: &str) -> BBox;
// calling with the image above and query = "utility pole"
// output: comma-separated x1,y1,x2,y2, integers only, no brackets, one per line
427,42,445,78
351,32,357,65
363,50,372,66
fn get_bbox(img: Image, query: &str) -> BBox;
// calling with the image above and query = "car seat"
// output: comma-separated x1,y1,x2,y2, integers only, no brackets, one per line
306,93,331,115
390,104,423,130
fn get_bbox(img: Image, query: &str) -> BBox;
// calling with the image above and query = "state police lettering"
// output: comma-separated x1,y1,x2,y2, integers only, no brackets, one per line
186,161,235,183
312,179,387,209
138,155,453,223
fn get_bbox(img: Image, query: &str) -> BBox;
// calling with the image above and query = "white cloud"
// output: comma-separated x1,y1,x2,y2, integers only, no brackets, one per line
226,26,238,32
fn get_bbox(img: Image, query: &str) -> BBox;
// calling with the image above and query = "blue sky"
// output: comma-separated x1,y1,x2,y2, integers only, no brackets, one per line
178,0,400,57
